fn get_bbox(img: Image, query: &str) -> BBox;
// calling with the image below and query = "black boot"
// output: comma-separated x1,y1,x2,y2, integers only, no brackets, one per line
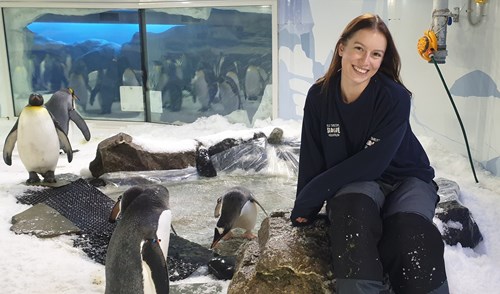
378,212,449,294
328,193,388,293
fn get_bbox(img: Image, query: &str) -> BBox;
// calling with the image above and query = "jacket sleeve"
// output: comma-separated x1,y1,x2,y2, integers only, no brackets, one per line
293,88,326,221
290,89,411,223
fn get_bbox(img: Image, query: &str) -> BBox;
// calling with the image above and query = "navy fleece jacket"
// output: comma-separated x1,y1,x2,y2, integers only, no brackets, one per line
291,72,434,224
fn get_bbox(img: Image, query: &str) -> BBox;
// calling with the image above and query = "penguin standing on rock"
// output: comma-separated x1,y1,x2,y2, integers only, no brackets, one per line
106,185,172,294
211,186,268,249
45,87,91,142
3,93,73,183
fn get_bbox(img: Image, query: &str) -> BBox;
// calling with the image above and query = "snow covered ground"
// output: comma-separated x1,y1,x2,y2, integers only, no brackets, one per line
0,115,499,293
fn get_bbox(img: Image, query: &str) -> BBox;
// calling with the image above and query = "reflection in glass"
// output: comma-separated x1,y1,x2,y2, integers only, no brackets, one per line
4,6,273,125
144,7,273,125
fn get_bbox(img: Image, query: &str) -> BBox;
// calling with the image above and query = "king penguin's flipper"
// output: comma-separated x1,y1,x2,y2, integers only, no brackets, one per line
69,109,91,141
3,120,19,166
52,120,73,163
142,239,170,293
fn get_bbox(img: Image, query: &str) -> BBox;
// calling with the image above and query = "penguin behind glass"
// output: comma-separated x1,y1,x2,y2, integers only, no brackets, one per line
45,87,91,142
211,186,268,249
105,185,171,294
3,93,73,183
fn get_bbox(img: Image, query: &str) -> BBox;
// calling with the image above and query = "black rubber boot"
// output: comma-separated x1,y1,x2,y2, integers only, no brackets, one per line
378,212,449,294
327,193,384,282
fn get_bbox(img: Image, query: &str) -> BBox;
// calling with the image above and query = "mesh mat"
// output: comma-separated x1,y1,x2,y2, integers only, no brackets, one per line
18,178,117,264
17,179,213,280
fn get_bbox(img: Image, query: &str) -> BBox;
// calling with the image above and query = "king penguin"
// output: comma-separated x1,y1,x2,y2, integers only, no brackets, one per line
105,185,172,294
211,186,268,248
3,93,73,183
45,88,91,142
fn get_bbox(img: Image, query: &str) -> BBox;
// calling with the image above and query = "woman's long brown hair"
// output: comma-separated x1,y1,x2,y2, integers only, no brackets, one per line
318,13,410,96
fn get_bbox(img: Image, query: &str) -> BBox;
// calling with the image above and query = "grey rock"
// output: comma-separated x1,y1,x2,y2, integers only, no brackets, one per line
11,203,81,238
228,211,335,294
435,177,483,248
267,127,284,145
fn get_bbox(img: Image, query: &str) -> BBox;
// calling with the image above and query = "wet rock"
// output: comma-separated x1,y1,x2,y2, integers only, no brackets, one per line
208,255,237,280
196,146,217,177
434,178,483,248
267,127,283,145
211,137,268,172
89,132,196,178
208,138,242,156
228,211,335,294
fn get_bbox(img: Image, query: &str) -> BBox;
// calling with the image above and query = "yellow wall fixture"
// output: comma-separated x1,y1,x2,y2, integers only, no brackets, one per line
417,30,438,61
475,0,488,4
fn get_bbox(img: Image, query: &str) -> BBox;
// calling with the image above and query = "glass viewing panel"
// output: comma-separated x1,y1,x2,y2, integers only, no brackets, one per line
3,8,145,121
3,5,273,124
144,7,273,124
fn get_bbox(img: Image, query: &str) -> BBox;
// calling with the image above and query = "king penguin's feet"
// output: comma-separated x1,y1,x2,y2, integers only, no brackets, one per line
42,171,56,183
26,172,41,184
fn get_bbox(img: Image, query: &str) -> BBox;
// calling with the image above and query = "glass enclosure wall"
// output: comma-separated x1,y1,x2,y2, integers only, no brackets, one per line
2,4,273,124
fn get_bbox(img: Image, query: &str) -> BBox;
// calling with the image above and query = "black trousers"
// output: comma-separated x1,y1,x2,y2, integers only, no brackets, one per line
327,178,449,294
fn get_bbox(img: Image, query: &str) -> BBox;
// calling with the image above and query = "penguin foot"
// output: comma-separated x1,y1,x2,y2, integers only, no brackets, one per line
26,172,41,184
222,231,234,241
42,171,56,183
241,231,257,240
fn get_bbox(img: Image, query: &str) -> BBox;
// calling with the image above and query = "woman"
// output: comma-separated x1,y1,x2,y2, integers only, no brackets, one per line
290,14,449,293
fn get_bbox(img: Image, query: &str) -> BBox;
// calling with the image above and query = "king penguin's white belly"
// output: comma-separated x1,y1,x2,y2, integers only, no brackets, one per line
17,107,60,173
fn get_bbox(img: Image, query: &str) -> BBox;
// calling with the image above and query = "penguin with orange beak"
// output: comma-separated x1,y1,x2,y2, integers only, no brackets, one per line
211,186,268,249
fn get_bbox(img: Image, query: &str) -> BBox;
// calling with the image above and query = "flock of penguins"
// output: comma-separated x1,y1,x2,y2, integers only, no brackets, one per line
28,50,270,116
2,89,270,293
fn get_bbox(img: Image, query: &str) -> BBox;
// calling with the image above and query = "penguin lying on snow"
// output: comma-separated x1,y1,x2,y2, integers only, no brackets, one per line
106,185,171,294
3,93,72,183
45,87,91,142
211,186,268,248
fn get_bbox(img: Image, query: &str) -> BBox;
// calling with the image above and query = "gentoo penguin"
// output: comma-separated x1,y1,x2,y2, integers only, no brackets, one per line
106,185,172,294
45,88,91,142
211,186,268,248
3,93,73,183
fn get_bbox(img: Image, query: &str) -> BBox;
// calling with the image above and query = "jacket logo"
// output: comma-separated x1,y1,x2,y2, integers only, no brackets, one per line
364,136,380,148
326,124,340,137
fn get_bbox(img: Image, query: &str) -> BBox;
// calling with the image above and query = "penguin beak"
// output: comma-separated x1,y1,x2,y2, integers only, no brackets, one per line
109,196,122,223
210,227,227,249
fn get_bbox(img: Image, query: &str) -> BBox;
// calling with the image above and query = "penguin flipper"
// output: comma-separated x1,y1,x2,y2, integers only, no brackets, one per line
142,239,169,293
250,198,269,217
3,120,19,166
69,109,91,141
53,119,73,162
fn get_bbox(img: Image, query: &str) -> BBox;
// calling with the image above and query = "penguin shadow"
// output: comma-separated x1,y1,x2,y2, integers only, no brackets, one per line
210,186,269,251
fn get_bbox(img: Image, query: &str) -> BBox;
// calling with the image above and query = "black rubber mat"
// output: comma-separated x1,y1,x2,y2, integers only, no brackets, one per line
17,179,214,280
18,178,117,264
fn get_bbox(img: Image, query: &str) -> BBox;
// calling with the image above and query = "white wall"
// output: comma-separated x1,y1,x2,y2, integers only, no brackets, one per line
278,0,500,176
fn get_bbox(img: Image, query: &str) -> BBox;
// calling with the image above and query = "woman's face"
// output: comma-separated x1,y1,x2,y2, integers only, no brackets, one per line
338,28,387,89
